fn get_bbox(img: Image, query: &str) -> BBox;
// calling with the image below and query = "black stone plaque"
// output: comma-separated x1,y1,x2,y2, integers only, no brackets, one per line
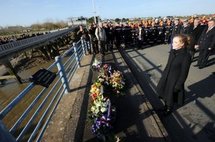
30,68,56,88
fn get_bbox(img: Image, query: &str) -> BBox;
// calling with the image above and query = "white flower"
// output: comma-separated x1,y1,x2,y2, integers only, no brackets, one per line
101,107,107,113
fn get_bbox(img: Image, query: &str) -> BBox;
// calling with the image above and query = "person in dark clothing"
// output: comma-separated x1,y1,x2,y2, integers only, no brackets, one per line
77,25,91,54
114,24,122,48
104,23,114,51
194,18,215,69
171,18,182,41
164,19,173,44
169,18,182,50
180,19,195,60
88,24,99,54
180,19,192,35
108,24,115,50
157,34,192,115
157,21,165,44
189,18,206,59
76,25,85,40
143,24,150,45
149,22,158,45
121,23,132,47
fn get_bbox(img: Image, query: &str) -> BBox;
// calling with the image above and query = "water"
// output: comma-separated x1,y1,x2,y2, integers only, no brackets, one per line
0,60,54,128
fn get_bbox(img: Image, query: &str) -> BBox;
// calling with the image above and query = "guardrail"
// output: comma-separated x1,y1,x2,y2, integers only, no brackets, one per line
0,37,90,142
0,27,77,58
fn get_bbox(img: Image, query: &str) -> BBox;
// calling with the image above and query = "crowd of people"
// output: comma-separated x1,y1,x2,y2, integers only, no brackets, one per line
157,16,214,115
77,16,214,69
76,15,215,115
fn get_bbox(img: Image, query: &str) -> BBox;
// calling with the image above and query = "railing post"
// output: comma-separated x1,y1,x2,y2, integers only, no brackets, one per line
87,41,91,50
81,37,86,55
55,56,70,94
73,42,80,68
0,120,16,142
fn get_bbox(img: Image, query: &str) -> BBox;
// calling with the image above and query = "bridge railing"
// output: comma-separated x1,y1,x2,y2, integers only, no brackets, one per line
0,37,90,142
0,27,76,57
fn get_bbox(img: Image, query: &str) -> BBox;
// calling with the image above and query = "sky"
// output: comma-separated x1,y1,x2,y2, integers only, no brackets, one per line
0,0,214,27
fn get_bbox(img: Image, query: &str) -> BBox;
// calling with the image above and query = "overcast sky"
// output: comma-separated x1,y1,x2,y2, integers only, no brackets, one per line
0,0,214,27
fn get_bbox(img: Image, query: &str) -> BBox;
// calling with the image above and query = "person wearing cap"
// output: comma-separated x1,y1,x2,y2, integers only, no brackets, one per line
169,18,182,50
164,19,173,44
180,19,192,35
171,18,182,40
194,17,215,69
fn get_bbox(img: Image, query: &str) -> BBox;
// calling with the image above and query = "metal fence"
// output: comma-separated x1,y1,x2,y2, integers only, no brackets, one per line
0,38,90,142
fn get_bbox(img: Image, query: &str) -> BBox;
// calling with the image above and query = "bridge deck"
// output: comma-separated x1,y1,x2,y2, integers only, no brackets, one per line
0,27,76,60
42,48,169,142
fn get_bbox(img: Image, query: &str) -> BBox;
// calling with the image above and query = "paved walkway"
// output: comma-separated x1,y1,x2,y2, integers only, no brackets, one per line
42,48,169,142
120,44,215,142
42,43,214,142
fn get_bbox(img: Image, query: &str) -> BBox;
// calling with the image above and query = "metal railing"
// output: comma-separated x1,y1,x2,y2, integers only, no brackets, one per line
0,27,77,58
0,38,90,142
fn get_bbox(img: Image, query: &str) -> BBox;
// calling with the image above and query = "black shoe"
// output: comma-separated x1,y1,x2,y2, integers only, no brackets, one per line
193,64,199,67
198,66,204,69
163,108,172,116
155,106,167,112
158,96,163,99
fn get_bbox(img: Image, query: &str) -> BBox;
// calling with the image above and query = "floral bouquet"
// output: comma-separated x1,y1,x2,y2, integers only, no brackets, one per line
89,95,109,119
90,99,118,141
90,81,102,100
95,63,112,77
102,64,112,76
109,70,125,95
88,63,125,141
97,74,109,86
92,58,102,71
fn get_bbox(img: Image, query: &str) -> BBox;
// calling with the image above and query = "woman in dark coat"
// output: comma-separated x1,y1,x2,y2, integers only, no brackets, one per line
157,34,192,114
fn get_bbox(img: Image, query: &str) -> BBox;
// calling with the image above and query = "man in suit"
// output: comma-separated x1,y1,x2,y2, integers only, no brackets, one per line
180,19,192,35
195,18,215,69
189,18,206,59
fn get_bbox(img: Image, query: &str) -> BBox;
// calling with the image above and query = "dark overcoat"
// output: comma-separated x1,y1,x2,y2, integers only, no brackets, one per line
171,24,182,40
198,26,215,50
197,26,215,66
190,24,205,45
157,48,192,107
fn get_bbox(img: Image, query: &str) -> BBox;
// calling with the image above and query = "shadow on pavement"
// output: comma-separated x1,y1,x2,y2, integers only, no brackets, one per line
120,45,214,142
84,48,168,141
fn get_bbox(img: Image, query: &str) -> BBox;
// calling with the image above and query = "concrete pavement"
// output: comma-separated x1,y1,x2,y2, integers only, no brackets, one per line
42,43,214,142
120,44,215,142
42,48,170,142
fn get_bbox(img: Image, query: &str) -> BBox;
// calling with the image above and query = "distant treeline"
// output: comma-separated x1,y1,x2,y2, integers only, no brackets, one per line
0,21,68,36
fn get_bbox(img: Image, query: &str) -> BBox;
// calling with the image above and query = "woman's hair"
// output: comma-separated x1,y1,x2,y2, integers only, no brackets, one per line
174,34,190,48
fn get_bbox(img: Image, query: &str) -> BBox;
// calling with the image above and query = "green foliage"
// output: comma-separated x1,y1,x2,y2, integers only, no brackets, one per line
122,18,129,22
0,21,68,36
115,18,120,23
31,21,67,31
87,17,95,24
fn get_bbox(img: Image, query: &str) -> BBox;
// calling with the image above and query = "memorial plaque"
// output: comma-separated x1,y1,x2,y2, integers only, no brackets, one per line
30,68,56,88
